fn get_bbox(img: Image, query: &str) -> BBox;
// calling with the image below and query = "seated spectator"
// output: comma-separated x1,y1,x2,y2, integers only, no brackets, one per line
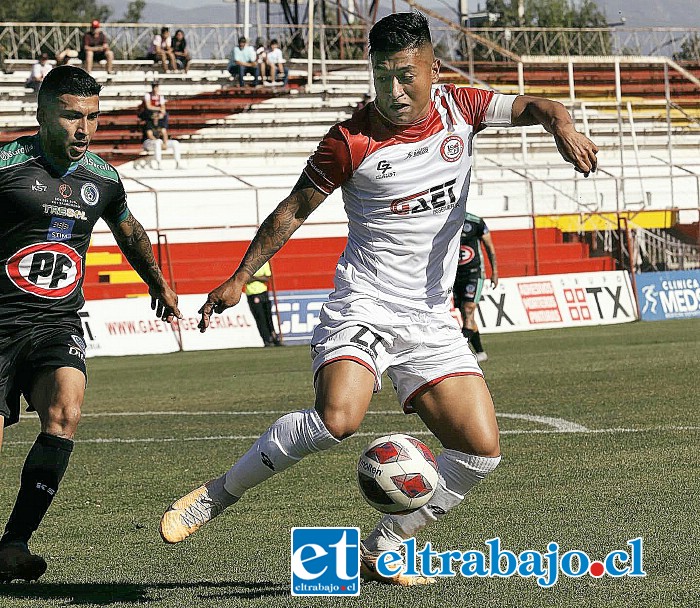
55,49,79,66
266,39,289,87
255,37,268,84
142,114,181,169
172,29,191,73
148,27,177,72
228,37,260,87
139,82,169,129
79,19,114,73
25,53,52,92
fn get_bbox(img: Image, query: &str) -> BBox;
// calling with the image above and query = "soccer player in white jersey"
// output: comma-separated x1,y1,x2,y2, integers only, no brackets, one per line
160,12,598,585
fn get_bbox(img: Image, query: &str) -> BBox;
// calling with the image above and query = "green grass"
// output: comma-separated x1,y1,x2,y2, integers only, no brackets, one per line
1,319,699,607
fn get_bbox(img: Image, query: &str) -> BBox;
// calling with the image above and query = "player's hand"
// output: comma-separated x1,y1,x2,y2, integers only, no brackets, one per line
553,125,598,177
150,283,182,325
198,279,243,332
490,272,499,289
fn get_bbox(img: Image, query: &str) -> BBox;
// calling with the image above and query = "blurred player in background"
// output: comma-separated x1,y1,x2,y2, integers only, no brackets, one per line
454,212,498,362
0,66,181,583
160,12,597,586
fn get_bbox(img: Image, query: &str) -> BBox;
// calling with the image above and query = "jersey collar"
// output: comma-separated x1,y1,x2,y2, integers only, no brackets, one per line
33,133,81,178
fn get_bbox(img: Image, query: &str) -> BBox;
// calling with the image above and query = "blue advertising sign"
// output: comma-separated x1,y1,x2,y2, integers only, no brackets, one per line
273,290,329,344
635,270,700,321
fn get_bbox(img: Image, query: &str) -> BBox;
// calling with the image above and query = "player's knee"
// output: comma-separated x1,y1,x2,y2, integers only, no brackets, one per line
44,401,82,438
318,407,361,440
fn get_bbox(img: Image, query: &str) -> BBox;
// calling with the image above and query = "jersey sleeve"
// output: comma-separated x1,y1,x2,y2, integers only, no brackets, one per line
303,125,353,195
452,87,496,130
101,177,129,225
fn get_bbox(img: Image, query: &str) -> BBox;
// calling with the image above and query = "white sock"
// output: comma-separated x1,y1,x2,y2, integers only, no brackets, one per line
222,409,339,499
363,449,501,552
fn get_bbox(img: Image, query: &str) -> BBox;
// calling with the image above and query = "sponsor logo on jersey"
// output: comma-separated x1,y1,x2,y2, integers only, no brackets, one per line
440,135,464,162
406,145,429,159
83,156,112,173
375,160,395,180
390,179,458,215
80,182,100,206
0,143,35,161
458,245,476,265
5,242,83,299
47,217,75,242
42,204,87,221
32,179,47,192
71,334,87,350
59,183,72,198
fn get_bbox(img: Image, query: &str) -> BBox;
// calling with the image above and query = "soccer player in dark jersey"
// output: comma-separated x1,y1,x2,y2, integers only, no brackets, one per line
0,66,181,583
453,213,498,362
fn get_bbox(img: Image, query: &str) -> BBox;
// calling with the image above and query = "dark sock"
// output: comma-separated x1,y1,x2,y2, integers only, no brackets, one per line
1,433,74,546
471,331,484,353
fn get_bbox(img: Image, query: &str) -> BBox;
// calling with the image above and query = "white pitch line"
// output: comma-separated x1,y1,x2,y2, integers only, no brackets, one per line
20,410,590,431
2,426,698,447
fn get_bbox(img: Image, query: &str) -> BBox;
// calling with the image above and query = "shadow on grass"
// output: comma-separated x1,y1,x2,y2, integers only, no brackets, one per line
0,580,288,604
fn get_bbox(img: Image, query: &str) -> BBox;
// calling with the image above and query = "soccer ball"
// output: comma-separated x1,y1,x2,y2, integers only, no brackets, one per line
357,433,440,514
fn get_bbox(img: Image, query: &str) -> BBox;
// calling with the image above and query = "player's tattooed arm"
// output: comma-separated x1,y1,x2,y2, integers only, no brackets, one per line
107,211,182,322
236,173,327,282
197,173,327,331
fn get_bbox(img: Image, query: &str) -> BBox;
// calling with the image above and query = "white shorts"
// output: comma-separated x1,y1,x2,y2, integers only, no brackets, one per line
310,295,483,412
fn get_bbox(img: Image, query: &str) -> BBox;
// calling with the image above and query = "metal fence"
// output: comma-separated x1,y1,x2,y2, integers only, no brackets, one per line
2,22,700,63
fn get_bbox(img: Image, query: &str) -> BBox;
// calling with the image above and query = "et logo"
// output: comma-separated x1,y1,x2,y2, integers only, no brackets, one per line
290,527,360,596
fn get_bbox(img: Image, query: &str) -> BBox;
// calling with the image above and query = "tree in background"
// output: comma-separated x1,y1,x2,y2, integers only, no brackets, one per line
475,0,611,56
0,0,111,22
120,0,147,24
673,33,700,62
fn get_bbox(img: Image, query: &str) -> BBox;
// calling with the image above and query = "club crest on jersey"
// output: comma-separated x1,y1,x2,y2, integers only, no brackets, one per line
5,242,83,299
81,182,100,206
59,183,73,198
440,135,464,162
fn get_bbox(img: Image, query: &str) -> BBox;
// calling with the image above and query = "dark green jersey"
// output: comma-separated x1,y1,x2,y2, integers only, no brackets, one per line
0,135,128,332
455,212,488,276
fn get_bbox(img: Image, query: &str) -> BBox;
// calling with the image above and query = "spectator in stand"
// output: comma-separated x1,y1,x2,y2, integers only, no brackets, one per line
245,262,281,346
79,20,114,73
172,30,191,73
142,114,181,169
25,53,52,93
266,39,289,87
254,37,268,84
140,82,169,129
148,27,177,73
55,49,79,67
228,37,259,87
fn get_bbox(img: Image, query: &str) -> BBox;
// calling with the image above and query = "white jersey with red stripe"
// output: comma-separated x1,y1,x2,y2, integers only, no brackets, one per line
304,84,515,312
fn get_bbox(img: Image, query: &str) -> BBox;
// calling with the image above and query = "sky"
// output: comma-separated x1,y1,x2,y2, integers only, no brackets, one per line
101,0,700,28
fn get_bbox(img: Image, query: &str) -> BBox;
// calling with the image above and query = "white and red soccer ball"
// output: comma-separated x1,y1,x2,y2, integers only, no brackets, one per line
357,433,439,514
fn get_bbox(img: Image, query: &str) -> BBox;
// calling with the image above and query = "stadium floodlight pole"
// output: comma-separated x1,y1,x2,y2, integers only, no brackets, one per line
244,0,250,40
307,0,314,91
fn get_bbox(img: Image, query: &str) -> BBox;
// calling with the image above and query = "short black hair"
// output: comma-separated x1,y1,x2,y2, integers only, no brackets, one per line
368,11,432,56
37,66,101,110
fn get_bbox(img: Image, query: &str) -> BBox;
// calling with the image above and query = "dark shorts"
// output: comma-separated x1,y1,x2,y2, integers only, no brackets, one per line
453,270,484,308
79,50,108,62
0,324,87,428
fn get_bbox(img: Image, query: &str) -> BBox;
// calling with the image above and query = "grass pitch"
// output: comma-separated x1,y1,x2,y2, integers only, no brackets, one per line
1,318,698,607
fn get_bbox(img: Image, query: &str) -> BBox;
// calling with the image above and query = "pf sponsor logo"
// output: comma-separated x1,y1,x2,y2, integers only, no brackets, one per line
440,135,464,162
458,245,476,265
6,242,83,299
59,183,72,198
81,182,100,206
291,527,360,596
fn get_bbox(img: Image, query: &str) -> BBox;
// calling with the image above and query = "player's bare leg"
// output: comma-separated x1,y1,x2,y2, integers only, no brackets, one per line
0,367,84,583
462,302,487,362
160,360,373,543
362,375,500,584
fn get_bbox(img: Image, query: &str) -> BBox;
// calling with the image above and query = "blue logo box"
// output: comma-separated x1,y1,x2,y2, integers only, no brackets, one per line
291,527,361,596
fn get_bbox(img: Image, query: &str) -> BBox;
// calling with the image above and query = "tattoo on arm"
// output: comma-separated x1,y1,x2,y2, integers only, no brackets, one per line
109,212,165,289
236,174,325,280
